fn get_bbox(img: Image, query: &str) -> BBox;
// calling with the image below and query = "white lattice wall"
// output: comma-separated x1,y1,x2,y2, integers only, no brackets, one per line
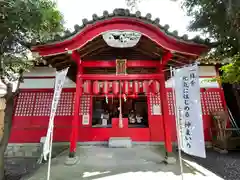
56,92,73,116
79,95,91,115
167,89,225,116
14,92,35,116
33,92,52,116
167,91,175,116
149,93,162,115
201,91,224,115
14,91,75,116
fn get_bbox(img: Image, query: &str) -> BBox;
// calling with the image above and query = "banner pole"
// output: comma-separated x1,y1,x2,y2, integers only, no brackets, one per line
43,67,69,180
47,126,54,180
170,66,184,180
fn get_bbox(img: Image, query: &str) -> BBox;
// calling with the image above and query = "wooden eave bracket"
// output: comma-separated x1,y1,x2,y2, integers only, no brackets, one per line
160,51,174,70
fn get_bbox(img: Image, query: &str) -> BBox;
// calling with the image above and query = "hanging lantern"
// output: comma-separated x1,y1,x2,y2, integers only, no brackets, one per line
103,81,109,95
143,81,150,94
93,81,100,94
133,81,140,94
83,80,92,94
152,80,160,94
129,81,133,94
123,81,130,95
112,81,120,95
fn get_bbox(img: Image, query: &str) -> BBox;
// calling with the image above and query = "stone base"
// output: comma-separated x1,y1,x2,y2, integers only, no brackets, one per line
108,137,132,148
65,156,79,166
213,147,228,154
5,143,68,157
5,143,41,157
163,152,176,164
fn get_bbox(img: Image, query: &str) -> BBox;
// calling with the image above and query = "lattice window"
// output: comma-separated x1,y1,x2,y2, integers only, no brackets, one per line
200,92,207,115
56,92,73,116
166,90,224,116
72,92,76,115
149,93,162,115
201,91,224,115
167,91,175,115
80,95,91,115
71,94,91,115
33,92,53,116
14,92,35,116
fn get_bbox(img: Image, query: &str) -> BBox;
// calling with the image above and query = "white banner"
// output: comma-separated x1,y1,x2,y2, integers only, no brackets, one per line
43,68,69,160
173,64,206,158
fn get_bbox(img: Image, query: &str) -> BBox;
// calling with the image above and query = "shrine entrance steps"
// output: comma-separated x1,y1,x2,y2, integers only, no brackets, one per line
108,137,132,148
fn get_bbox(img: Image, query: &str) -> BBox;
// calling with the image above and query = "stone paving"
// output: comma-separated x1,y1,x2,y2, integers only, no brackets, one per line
21,146,224,180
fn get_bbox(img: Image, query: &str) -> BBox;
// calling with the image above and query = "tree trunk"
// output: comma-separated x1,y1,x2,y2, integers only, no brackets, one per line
0,84,14,180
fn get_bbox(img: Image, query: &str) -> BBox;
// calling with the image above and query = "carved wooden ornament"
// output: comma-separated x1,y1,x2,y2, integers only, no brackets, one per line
102,30,141,48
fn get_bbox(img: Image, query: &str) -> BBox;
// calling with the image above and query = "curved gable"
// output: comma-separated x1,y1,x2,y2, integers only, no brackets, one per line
31,9,210,57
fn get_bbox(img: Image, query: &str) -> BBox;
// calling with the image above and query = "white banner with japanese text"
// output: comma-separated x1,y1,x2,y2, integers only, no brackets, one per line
43,67,69,160
173,64,206,158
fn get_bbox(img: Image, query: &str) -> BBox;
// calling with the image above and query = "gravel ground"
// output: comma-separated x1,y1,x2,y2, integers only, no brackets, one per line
186,149,240,180
4,145,67,180
4,157,40,180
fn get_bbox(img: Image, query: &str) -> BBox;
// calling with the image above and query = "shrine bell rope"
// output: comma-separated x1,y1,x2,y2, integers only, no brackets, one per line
116,59,127,128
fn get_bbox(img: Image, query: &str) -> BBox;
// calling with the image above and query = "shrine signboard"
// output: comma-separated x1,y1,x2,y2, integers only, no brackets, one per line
116,59,127,75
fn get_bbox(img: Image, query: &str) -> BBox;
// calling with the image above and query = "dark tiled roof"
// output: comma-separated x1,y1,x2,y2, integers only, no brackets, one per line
31,8,211,46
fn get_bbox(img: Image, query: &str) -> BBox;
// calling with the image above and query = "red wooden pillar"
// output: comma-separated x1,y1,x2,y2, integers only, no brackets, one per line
69,51,82,157
159,51,175,163
159,74,172,153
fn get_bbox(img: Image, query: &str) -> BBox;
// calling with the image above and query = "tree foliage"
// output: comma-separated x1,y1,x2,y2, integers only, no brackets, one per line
0,1,64,179
126,0,240,83
220,53,240,83
0,0,64,76
181,0,240,83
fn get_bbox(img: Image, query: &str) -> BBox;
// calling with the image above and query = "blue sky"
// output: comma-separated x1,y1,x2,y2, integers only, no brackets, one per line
55,0,200,38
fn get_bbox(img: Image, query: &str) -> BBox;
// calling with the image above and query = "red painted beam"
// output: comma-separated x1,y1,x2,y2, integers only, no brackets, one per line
82,60,160,68
80,74,162,80
22,75,215,80
71,50,81,64
160,51,173,69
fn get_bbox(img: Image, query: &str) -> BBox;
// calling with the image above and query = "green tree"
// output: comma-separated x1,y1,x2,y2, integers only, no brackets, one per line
0,1,64,179
126,0,240,83
181,0,240,83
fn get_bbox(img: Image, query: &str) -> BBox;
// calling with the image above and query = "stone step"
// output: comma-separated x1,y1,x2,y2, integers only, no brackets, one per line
108,137,132,148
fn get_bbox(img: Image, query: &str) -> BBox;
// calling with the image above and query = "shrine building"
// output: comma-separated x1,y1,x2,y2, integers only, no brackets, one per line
9,9,227,160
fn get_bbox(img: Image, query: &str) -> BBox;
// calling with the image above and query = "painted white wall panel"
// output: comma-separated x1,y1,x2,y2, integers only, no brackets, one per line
20,79,54,89
20,77,76,89
22,66,218,89
199,66,216,76
23,67,55,77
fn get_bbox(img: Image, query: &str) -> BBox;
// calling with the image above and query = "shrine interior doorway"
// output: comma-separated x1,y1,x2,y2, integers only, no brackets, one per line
91,95,149,128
